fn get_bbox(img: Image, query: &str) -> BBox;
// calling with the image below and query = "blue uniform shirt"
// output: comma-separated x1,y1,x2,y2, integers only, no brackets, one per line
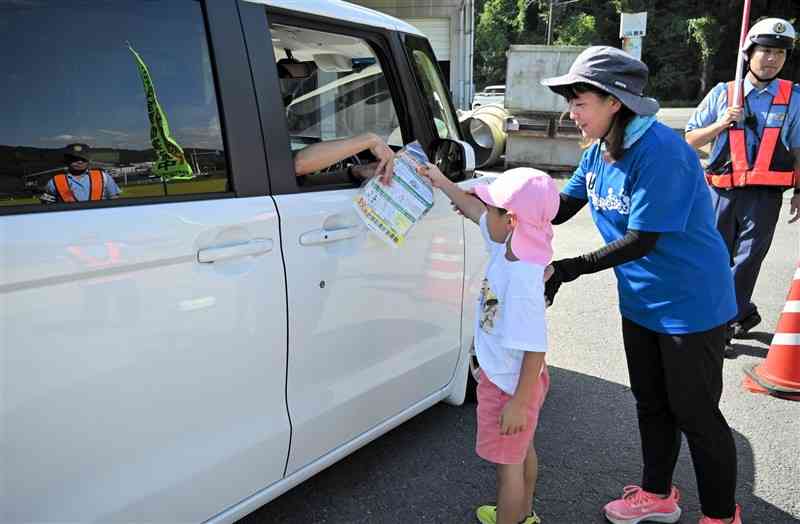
45,169,121,201
563,121,736,334
686,78,800,164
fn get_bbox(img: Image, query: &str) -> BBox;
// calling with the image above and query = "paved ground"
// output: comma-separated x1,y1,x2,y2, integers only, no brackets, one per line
656,107,695,132
241,185,800,524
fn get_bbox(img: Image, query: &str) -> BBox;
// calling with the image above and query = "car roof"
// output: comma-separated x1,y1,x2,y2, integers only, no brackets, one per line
484,85,505,90
245,0,424,36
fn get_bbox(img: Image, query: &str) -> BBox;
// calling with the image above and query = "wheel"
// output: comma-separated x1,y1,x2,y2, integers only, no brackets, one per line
466,339,480,403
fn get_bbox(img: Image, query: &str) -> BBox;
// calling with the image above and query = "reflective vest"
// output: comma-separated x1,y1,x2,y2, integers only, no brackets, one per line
52,170,105,202
705,79,797,189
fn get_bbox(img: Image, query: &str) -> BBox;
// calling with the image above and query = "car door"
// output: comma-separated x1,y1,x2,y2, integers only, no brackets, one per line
241,6,465,474
0,2,290,522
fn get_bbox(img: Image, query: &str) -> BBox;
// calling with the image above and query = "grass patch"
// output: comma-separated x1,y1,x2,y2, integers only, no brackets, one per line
0,176,229,208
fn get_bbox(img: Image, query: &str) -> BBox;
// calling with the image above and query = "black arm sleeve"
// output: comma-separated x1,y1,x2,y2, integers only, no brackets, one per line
552,193,587,225
556,229,661,282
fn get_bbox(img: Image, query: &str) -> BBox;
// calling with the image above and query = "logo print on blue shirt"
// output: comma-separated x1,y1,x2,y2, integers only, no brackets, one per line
586,172,631,215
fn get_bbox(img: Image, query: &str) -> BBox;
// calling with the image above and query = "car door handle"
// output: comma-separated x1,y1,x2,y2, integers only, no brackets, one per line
299,226,361,246
197,239,273,263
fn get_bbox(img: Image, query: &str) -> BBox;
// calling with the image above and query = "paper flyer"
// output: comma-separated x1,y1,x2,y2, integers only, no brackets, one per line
353,141,434,247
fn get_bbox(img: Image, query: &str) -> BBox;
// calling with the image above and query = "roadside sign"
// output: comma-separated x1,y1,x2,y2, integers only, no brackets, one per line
620,12,647,38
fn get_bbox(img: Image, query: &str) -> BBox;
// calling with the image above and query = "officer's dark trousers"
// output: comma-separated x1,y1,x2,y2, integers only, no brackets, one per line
710,186,783,323
622,317,737,519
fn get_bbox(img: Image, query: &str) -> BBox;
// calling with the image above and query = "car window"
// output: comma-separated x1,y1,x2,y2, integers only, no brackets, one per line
0,1,230,211
404,39,460,141
272,23,404,176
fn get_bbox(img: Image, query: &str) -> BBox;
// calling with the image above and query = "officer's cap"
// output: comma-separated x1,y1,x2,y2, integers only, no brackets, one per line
64,143,91,162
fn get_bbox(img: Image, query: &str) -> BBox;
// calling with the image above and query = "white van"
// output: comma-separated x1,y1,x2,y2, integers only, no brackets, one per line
0,1,483,522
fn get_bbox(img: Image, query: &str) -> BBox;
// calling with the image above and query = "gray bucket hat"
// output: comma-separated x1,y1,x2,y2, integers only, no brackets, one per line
541,46,659,116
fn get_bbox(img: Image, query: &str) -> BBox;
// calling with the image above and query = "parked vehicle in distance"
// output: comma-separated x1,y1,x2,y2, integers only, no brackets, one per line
472,84,506,109
0,1,483,523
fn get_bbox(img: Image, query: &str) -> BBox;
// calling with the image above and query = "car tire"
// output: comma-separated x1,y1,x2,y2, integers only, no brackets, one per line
466,340,479,403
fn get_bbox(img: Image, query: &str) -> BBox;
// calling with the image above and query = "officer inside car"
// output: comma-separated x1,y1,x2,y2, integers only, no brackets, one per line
41,143,121,203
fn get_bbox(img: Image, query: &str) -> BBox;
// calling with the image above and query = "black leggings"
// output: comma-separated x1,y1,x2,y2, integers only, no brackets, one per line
622,317,737,519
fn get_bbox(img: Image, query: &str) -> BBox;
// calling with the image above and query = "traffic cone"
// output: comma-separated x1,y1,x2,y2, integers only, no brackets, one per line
742,264,800,400
418,235,463,308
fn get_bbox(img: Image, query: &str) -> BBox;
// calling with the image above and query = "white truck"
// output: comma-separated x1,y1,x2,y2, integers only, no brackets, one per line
471,84,506,109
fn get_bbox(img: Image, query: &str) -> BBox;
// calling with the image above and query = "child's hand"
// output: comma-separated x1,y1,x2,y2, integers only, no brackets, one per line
417,162,448,188
499,399,528,435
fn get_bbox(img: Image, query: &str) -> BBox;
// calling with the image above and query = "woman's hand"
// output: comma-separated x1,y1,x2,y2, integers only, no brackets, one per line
367,134,395,184
544,264,563,307
544,257,586,306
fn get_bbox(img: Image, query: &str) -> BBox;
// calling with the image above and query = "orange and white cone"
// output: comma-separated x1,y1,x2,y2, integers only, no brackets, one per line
420,235,463,308
742,263,800,400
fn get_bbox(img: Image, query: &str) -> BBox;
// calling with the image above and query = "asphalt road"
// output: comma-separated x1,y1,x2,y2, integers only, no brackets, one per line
241,187,800,524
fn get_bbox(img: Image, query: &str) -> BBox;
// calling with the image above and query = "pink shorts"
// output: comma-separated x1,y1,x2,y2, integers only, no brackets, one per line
475,366,550,464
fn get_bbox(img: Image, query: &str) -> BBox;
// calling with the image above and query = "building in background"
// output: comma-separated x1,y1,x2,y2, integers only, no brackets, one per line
349,0,475,110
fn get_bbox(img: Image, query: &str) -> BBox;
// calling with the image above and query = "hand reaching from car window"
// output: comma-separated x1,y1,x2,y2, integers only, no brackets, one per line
368,134,395,184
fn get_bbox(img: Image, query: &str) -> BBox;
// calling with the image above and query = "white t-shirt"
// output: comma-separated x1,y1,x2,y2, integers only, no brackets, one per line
475,213,548,395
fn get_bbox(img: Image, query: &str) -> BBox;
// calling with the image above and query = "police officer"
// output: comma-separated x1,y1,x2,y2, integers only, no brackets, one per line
686,18,800,355
41,143,121,203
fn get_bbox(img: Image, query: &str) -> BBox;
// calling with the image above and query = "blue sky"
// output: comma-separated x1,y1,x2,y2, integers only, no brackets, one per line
0,1,224,150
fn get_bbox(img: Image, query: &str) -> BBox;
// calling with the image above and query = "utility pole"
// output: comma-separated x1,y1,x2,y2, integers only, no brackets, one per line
545,0,582,45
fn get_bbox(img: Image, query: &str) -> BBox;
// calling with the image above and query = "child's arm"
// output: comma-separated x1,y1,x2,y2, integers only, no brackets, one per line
418,163,486,223
500,351,545,435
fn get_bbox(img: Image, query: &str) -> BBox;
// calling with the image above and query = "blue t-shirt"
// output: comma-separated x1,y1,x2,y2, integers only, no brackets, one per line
563,121,736,334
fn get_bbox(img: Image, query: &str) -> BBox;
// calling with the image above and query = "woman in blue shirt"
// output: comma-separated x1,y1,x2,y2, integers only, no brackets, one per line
541,47,740,524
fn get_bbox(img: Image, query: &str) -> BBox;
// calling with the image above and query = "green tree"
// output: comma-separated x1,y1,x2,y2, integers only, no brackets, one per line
473,0,800,104
554,12,597,45
474,0,540,88
688,16,721,97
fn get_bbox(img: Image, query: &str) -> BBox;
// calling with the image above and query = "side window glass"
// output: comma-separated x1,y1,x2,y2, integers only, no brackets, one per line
0,1,230,211
271,23,404,182
405,39,460,141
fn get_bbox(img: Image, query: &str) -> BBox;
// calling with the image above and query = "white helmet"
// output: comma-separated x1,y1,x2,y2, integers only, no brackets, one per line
742,18,796,56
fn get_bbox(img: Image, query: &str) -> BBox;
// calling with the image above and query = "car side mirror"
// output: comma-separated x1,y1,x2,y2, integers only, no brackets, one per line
430,138,475,180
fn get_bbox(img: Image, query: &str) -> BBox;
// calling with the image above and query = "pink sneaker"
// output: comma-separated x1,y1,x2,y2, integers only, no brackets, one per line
603,485,682,524
698,504,742,524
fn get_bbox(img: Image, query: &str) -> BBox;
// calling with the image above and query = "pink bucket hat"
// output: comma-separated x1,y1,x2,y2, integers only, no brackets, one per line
473,168,560,265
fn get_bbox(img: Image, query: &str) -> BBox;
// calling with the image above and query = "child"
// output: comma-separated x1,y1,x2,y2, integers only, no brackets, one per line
418,164,560,524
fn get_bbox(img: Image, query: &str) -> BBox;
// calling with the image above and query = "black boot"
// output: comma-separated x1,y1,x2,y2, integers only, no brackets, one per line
724,339,736,359
730,310,762,339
